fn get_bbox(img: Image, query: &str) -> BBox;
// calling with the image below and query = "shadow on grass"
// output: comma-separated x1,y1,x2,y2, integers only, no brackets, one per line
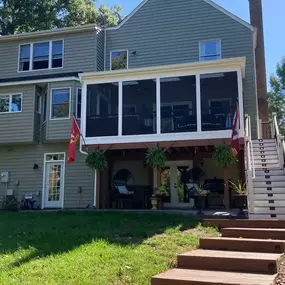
0,211,201,268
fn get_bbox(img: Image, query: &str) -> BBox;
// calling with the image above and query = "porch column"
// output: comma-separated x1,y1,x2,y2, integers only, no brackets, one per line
93,169,101,209
237,69,245,137
196,74,202,132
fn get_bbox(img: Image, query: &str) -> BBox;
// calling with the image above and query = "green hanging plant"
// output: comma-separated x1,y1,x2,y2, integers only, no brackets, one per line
146,146,167,169
212,145,237,168
85,150,107,171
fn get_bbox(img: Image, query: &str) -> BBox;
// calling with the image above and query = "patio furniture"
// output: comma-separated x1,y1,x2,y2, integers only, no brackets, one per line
114,180,135,209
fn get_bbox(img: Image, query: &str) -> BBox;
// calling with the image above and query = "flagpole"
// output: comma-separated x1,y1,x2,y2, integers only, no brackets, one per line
72,113,88,151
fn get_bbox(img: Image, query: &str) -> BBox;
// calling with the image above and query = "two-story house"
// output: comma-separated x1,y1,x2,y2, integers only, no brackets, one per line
0,0,268,211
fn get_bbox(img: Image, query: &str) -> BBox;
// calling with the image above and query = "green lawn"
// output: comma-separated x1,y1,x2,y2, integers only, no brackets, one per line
0,211,218,285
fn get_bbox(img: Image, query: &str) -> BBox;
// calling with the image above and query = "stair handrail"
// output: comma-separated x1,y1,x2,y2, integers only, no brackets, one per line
272,113,285,169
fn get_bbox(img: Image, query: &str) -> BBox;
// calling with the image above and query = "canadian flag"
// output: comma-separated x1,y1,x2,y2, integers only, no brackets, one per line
67,115,81,164
230,105,240,157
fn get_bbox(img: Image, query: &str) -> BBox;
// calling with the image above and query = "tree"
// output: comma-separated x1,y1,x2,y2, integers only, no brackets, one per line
0,0,122,36
268,57,285,135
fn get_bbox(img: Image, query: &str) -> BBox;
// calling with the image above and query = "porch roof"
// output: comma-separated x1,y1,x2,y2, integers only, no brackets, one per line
79,57,246,83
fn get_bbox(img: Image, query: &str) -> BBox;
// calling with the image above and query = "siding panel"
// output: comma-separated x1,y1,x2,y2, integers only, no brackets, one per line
0,144,94,209
0,85,35,144
106,0,258,137
0,30,97,79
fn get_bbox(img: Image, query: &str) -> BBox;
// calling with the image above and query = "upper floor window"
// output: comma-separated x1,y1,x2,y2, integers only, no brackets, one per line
19,40,63,72
50,88,70,120
0,94,22,113
76,88,82,119
200,40,221,61
110,50,128,71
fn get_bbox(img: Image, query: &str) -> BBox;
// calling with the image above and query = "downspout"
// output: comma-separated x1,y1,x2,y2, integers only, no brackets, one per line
104,29,107,71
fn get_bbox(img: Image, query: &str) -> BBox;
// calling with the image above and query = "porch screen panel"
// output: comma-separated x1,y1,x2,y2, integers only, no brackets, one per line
86,83,119,137
200,72,238,131
122,79,156,135
160,76,197,133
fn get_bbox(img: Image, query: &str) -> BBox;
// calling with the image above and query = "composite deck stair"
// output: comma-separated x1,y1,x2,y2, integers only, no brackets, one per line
248,139,285,220
152,221,285,285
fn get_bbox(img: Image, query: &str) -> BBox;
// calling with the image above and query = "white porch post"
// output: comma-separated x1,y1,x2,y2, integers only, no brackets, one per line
196,74,202,132
118,82,123,136
156,78,161,134
237,69,245,137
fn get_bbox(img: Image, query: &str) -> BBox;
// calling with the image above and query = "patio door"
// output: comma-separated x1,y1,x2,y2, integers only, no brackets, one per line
43,153,65,208
160,161,193,207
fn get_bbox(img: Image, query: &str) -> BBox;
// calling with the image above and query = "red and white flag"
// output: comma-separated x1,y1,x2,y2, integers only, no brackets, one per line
230,105,240,157
67,115,81,164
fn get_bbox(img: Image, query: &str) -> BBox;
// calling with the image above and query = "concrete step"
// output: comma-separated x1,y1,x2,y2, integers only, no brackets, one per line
253,181,285,187
204,219,285,228
151,269,277,285
254,200,285,207
199,237,285,253
254,193,285,200
177,249,281,274
254,176,285,182
255,170,285,176
253,188,285,194
222,227,285,240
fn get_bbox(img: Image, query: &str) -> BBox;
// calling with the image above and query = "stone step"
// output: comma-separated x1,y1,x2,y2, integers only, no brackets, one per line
253,181,285,187
203,219,285,228
254,193,285,200
199,237,285,253
151,269,277,285
177,249,281,274
254,200,285,207
253,188,285,194
222,227,285,240
254,176,285,182
255,170,285,176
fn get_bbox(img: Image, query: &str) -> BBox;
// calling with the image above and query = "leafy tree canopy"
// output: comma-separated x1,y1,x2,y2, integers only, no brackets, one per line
268,57,285,135
0,0,122,36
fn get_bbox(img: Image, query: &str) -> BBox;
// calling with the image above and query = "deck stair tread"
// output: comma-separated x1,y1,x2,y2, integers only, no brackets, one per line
151,269,277,285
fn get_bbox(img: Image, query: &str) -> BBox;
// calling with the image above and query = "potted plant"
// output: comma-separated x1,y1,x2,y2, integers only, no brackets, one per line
213,145,237,210
194,183,209,215
229,180,247,218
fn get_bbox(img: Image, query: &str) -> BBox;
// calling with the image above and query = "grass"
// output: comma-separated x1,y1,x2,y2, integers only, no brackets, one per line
0,211,219,285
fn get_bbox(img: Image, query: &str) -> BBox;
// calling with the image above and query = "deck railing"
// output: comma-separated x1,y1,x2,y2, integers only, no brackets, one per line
272,113,285,169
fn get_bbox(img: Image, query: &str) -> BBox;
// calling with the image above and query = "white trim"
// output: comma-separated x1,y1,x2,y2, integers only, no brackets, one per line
50,87,71,121
36,93,42,114
110,49,129,71
156,78,161,134
199,39,222,61
118,82,123,136
196,74,202,132
106,0,253,31
93,170,97,208
0,77,79,87
0,93,23,114
18,40,64,73
76,87,82,119
80,57,246,83
42,152,66,209
84,130,232,145
237,69,245,137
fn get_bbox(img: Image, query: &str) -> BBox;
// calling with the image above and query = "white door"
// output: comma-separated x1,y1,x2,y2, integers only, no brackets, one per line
44,162,64,208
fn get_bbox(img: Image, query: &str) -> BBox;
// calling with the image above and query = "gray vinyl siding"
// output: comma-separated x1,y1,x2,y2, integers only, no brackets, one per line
97,30,105,71
0,85,35,144
0,144,94,209
0,30,97,79
106,0,258,137
46,80,78,141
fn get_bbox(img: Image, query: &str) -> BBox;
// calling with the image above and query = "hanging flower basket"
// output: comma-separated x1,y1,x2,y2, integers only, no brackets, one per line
85,150,107,171
145,146,167,169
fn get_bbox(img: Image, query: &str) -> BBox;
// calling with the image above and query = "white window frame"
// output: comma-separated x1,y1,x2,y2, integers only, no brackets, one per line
0,93,23,114
50,87,71,121
42,152,66,210
110,49,129,71
199,40,222,62
76,87,82,119
18,39,64,72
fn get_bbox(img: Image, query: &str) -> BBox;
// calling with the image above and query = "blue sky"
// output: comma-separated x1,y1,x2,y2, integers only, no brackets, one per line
98,0,284,88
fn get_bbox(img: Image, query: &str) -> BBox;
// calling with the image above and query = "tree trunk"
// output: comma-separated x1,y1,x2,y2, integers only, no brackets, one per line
223,167,230,210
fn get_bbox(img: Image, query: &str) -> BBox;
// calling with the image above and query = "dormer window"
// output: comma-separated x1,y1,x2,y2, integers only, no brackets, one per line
110,50,128,71
19,40,63,72
200,40,221,61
